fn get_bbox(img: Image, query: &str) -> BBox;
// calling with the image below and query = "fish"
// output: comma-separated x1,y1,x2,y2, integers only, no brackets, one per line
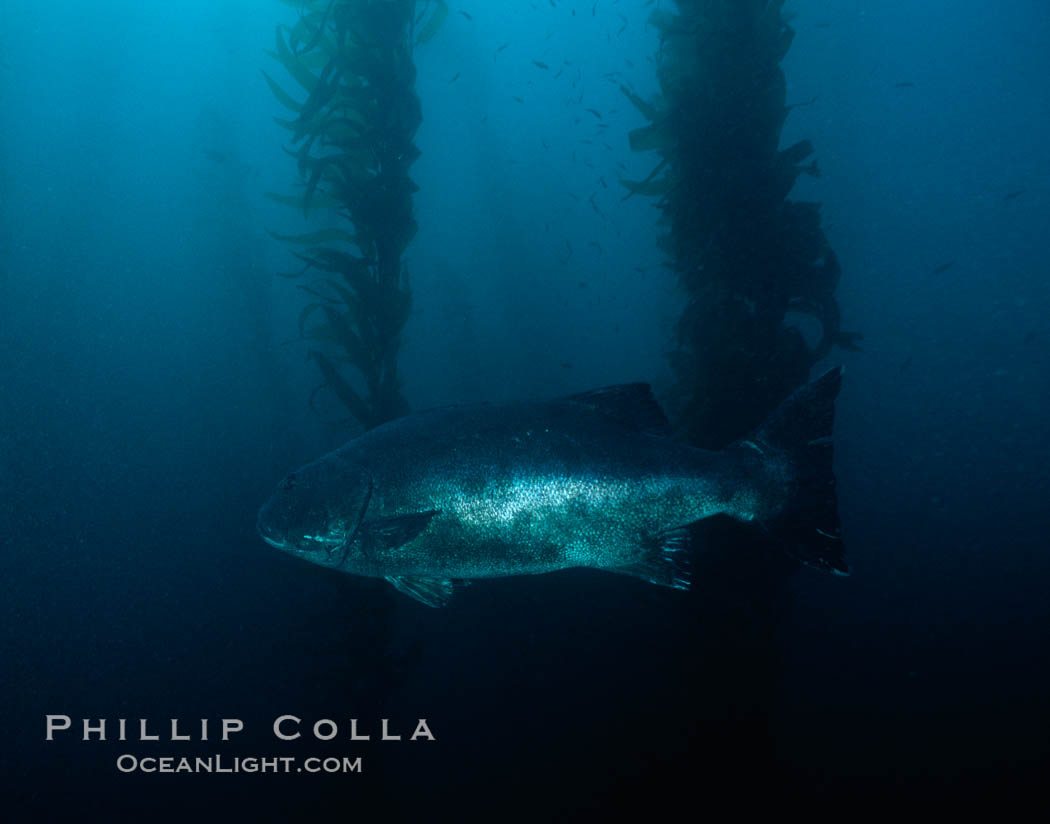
932,260,955,274
258,369,847,607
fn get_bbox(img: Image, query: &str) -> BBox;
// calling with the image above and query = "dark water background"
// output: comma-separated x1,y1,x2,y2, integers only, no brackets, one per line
2,0,1049,817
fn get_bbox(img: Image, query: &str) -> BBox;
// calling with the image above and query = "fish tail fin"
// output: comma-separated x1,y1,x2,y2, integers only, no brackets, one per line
742,366,848,575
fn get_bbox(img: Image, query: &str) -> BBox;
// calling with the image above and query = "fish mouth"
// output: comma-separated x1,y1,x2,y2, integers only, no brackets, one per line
257,515,291,552
262,529,348,567
261,534,285,551
257,524,329,558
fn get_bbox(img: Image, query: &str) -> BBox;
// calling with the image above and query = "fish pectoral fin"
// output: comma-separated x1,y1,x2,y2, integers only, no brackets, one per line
608,526,692,591
385,575,456,608
359,510,440,550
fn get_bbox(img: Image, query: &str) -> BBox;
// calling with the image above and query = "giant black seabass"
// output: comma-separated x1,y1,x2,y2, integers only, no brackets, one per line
258,369,847,607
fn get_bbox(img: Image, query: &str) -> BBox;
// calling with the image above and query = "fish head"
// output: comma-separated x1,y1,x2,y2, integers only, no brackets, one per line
257,453,371,569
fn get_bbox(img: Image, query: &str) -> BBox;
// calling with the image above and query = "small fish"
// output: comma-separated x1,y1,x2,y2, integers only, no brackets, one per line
1022,329,1037,345
932,260,955,275
897,355,913,373
585,108,602,119
203,149,228,163
894,81,915,88
560,362,573,369
448,72,460,84
513,96,524,103
533,60,549,70
460,10,472,21
497,42,510,52
1003,188,1026,201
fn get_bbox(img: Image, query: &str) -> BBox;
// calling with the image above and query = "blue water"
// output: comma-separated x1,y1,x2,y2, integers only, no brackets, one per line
2,0,1048,816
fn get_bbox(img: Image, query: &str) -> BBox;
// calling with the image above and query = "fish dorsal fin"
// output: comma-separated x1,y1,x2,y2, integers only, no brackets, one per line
564,383,670,434
385,576,455,608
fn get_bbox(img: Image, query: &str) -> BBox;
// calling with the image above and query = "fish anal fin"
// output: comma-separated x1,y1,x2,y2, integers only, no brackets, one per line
385,575,455,608
608,526,692,591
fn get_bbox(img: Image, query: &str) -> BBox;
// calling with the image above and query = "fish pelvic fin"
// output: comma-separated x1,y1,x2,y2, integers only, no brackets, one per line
738,366,848,576
385,575,457,608
608,526,692,591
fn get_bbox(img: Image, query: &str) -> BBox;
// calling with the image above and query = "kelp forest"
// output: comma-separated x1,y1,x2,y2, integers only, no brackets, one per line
265,0,440,430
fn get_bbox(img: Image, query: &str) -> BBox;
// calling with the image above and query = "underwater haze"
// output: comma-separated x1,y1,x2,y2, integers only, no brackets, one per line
2,0,1049,817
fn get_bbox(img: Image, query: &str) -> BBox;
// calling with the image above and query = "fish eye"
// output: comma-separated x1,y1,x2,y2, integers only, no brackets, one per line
281,473,298,491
